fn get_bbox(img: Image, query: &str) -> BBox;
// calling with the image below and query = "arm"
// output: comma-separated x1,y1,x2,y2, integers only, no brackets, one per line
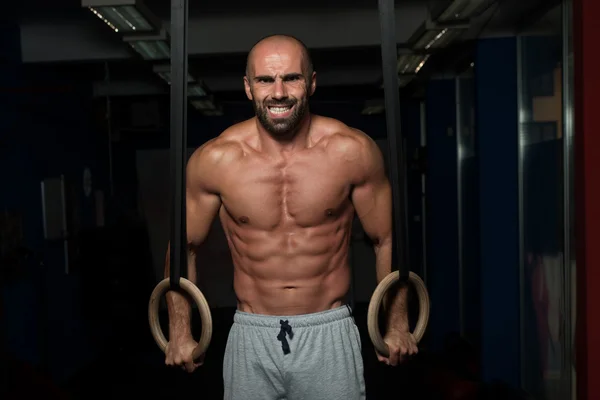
164,144,222,342
350,134,409,333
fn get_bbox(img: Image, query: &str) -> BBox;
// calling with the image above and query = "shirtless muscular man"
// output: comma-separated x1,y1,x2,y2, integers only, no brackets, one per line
163,34,417,399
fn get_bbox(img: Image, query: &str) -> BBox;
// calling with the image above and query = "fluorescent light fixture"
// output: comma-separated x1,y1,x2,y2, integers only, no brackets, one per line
82,0,160,33
362,105,385,115
123,30,170,60
361,99,385,115
380,74,416,89
128,40,169,60
151,65,208,96
397,74,416,88
152,64,196,85
188,84,207,97
191,97,216,111
191,97,224,116
407,19,468,51
397,53,430,74
200,108,224,117
436,0,492,22
413,27,465,50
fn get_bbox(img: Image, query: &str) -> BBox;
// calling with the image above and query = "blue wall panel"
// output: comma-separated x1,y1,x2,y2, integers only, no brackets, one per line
475,37,520,386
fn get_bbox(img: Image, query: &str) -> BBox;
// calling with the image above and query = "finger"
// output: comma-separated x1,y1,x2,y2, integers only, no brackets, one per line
376,353,390,365
184,361,196,373
196,354,206,366
400,345,410,362
388,347,400,366
195,355,205,367
411,344,419,355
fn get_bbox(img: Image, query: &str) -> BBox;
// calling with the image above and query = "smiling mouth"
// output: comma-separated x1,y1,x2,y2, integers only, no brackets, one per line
267,104,294,118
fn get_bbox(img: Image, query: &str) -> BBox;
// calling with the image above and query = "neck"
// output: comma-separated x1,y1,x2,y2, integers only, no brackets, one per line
256,113,312,156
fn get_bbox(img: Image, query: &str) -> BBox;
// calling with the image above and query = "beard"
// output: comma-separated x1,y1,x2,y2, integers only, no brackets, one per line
252,95,309,136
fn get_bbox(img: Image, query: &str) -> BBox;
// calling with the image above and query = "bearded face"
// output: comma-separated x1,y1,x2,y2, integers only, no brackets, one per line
251,88,310,136
244,40,315,137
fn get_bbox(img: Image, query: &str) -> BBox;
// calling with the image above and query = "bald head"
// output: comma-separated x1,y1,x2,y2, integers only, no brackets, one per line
245,34,313,78
242,34,316,137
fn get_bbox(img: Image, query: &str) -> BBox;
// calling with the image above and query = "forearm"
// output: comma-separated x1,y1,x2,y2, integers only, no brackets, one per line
385,282,409,331
374,241,409,332
164,243,198,340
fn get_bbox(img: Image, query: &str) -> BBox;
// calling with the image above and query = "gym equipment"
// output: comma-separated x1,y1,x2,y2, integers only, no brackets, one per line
148,0,212,360
366,0,431,357
368,271,430,356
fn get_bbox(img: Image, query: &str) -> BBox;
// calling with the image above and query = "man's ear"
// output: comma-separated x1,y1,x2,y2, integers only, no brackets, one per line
309,71,317,96
243,76,253,100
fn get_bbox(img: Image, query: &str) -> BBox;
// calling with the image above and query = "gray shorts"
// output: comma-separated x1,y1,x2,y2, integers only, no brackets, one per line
223,305,366,400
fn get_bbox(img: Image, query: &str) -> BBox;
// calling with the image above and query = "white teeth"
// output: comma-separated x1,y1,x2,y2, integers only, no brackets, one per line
269,106,291,114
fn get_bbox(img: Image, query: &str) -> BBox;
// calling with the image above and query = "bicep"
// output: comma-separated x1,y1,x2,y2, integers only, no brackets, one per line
352,177,392,243
350,137,392,243
186,186,221,246
185,146,223,246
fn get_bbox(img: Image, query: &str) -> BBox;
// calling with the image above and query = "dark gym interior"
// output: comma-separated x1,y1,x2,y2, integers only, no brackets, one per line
0,0,584,399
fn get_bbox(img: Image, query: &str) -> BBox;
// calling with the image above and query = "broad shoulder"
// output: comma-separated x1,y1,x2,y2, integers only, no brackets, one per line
187,120,253,189
312,116,383,166
189,120,254,168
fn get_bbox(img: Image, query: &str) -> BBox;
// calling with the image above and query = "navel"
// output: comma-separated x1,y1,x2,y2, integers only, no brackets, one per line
239,216,249,224
325,208,334,217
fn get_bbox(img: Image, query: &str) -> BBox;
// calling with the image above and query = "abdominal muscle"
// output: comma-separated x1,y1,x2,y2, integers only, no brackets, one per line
223,216,353,316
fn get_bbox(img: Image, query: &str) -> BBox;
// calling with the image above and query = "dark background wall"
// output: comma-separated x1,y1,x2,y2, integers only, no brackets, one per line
1,41,409,384
1,13,554,400
0,42,471,396
1,20,111,383
425,78,461,351
475,36,520,387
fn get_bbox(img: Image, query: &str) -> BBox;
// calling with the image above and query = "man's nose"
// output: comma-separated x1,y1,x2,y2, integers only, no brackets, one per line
272,79,288,100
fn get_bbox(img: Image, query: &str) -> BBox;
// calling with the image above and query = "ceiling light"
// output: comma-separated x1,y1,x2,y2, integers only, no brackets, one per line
397,74,416,88
200,108,224,117
397,53,430,74
123,30,170,60
188,84,207,97
361,99,385,115
413,28,465,50
82,0,160,33
378,73,416,89
191,98,224,116
436,0,492,22
362,105,385,115
191,97,216,111
152,64,196,85
127,40,170,60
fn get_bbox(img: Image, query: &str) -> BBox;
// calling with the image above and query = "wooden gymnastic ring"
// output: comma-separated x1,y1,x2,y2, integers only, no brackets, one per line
148,277,213,361
367,271,430,358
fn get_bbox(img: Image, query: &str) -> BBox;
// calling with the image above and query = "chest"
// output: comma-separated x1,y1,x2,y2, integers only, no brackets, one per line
220,154,352,228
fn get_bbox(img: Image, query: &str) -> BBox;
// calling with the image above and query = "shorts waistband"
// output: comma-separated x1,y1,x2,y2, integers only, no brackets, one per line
233,305,352,328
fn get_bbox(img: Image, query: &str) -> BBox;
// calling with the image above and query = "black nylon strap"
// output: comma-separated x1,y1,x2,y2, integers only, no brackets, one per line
378,0,410,279
169,0,189,289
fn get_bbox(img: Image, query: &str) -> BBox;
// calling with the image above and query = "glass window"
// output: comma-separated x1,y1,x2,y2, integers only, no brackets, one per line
517,1,574,399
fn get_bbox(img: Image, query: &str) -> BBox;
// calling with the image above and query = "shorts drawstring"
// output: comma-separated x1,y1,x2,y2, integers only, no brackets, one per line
277,320,293,354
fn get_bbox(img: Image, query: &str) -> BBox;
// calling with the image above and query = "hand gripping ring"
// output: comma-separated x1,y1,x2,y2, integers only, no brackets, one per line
148,277,213,361
367,271,430,357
